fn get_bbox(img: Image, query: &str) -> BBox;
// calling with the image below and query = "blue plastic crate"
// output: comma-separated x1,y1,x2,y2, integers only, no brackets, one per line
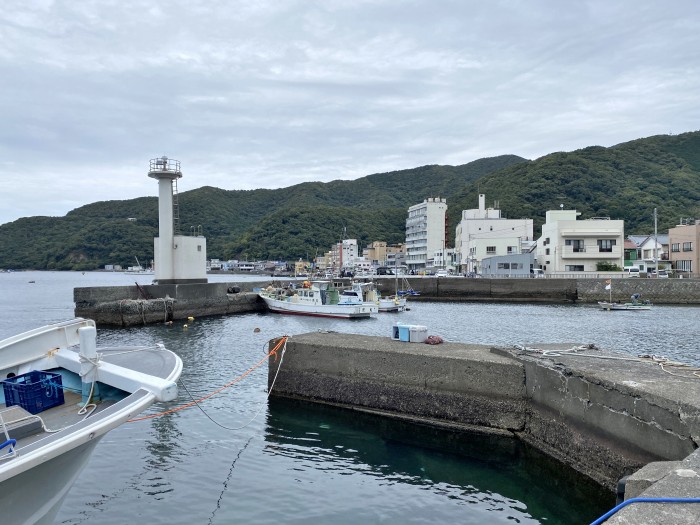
2,370,65,415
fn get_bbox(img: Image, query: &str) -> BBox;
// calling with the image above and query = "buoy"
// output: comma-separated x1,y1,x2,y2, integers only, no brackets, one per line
165,321,173,326
254,327,261,333
183,324,188,329
187,316,195,322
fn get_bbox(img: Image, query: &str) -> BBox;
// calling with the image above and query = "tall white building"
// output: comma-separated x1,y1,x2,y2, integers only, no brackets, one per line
536,209,624,273
405,198,447,273
455,194,533,274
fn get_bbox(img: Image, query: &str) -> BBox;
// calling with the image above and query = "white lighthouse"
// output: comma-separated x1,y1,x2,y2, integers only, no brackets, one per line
148,157,207,284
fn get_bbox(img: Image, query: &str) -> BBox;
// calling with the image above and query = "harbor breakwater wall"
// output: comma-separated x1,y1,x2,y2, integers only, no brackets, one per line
267,332,700,500
375,276,700,304
74,282,265,326
73,277,700,326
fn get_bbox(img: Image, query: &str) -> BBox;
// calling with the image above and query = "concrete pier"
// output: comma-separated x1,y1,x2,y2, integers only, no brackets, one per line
268,333,700,523
74,282,264,326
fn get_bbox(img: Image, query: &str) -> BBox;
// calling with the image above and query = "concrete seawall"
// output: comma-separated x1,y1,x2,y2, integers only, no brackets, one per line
375,276,700,304
74,282,265,326
268,333,700,521
73,277,700,326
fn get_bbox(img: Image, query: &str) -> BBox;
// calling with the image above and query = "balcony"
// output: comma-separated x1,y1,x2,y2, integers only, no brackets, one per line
559,245,622,259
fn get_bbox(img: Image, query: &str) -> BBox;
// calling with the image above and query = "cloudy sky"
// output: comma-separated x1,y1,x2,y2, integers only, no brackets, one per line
1,1,698,225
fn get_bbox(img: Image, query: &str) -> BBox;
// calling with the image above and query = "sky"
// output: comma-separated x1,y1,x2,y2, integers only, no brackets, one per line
1,0,699,225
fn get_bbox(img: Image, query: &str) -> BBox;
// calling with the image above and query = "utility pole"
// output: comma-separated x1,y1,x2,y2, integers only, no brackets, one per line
653,208,658,274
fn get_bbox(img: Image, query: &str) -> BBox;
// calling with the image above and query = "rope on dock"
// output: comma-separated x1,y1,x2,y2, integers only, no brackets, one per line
515,344,700,379
127,336,289,424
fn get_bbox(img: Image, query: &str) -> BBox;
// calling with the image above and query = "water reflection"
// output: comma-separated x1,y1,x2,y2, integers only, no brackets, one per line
264,398,613,524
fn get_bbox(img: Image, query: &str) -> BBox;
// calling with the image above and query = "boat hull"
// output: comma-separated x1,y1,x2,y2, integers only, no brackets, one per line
598,301,652,311
377,297,407,312
0,437,102,525
260,296,376,318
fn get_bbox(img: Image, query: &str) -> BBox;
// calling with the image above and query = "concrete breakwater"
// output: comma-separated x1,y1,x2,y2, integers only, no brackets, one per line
268,333,700,522
73,277,700,326
375,276,700,304
74,282,265,326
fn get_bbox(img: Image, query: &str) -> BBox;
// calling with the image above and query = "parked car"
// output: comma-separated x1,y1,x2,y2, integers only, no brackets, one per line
435,269,450,277
653,270,669,278
531,269,545,278
623,267,641,278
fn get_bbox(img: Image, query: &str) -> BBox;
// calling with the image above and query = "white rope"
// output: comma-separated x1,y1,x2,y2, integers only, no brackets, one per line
516,345,700,378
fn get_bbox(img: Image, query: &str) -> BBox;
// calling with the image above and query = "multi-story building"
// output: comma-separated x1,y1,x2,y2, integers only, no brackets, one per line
454,194,533,274
362,241,405,268
329,238,359,273
536,209,624,274
668,221,700,277
405,198,447,273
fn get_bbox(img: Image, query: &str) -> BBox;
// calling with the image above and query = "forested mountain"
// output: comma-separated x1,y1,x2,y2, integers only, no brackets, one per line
1,131,699,271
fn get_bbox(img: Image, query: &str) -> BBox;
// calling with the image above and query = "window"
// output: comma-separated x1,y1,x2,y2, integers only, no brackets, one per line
597,239,616,252
671,243,680,252
683,242,693,251
486,246,496,254
512,262,522,269
565,265,585,271
545,248,550,255
676,260,692,272
566,239,585,252
498,262,510,269
507,246,517,254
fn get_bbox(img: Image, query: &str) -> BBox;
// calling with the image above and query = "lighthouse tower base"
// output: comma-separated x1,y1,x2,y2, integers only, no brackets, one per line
154,235,208,284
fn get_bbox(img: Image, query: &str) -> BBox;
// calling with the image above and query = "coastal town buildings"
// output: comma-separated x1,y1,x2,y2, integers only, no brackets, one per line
454,194,534,274
536,209,624,274
405,197,447,273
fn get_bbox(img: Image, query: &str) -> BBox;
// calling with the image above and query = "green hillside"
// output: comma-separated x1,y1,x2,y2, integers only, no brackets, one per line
1,131,699,271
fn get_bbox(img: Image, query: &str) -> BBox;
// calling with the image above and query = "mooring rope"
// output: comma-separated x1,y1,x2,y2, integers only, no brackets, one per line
516,344,700,379
127,336,289,423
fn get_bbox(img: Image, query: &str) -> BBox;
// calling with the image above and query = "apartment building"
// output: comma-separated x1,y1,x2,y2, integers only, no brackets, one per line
536,209,624,273
405,198,447,273
454,194,533,274
668,221,700,276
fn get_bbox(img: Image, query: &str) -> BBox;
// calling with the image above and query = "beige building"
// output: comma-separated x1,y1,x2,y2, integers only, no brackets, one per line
536,209,624,274
363,241,405,267
668,222,700,277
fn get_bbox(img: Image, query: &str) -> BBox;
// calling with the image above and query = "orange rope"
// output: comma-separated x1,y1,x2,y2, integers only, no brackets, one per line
127,336,288,423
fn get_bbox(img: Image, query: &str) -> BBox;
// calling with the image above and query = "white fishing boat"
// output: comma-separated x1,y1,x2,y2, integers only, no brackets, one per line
258,281,377,319
598,281,652,310
0,318,182,525
357,281,407,312
598,301,652,311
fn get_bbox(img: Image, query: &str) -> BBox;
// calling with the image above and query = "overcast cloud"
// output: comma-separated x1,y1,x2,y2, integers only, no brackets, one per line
1,0,699,225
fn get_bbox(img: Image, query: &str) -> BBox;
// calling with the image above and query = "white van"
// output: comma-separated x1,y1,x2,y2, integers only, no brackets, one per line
624,267,641,277
531,269,545,278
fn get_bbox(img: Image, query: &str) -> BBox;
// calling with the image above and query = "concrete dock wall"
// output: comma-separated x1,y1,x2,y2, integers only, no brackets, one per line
74,282,264,326
374,276,700,304
268,333,700,494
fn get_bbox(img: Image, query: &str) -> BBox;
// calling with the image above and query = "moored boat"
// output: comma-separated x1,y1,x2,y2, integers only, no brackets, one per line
598,301,652,311
258,281,377,319
0,319,182,525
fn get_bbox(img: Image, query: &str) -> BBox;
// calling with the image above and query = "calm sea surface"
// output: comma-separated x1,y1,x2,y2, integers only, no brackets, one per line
3,271,699,524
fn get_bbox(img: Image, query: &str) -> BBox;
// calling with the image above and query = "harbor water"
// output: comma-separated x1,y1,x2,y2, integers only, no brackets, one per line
3,271,700,524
